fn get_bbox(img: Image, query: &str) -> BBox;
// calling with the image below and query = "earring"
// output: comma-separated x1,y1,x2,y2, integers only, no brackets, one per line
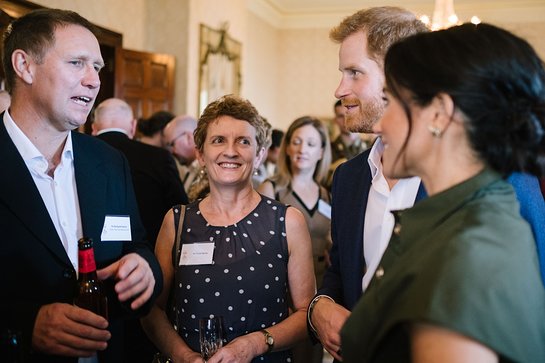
427,125,443,138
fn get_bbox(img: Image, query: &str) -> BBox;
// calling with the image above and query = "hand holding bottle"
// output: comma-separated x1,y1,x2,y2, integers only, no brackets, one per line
32,303,110,357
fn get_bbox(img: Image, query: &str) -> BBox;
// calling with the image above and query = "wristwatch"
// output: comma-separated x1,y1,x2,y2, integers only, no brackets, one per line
260,329,274,353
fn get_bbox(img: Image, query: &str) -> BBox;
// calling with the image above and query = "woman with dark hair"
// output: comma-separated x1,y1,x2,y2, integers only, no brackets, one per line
137,110,175,147
142,95,315,362
341,23,545,362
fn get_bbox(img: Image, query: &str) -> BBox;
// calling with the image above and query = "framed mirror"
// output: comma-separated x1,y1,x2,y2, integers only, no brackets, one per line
198,23,242,116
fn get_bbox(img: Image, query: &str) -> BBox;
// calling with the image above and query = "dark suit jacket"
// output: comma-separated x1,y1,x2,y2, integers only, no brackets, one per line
96,131,188,245
0,121,163,363
96,131,187,363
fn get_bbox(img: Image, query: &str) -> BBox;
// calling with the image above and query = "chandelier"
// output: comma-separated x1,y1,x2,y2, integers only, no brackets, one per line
419,0,481,30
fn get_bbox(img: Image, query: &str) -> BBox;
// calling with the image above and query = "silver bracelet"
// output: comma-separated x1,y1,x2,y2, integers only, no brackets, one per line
307,294,335,336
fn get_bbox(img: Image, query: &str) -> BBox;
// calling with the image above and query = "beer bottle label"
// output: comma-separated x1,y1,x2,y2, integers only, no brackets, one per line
78,249,96,273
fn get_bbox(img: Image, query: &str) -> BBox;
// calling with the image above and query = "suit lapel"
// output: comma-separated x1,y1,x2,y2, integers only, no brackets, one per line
0,118,71,265
72,132,108,240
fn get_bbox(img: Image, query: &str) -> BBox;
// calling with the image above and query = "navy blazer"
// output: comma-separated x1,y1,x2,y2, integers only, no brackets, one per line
97,131,188,245
319,149,424,310
0,121,163,363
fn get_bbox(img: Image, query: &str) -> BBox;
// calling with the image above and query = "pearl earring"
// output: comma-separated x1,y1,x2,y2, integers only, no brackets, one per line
428,125,442,138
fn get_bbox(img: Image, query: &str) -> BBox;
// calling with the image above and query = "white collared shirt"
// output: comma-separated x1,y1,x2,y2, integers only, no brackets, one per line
361,137,421,292
4,111,82,272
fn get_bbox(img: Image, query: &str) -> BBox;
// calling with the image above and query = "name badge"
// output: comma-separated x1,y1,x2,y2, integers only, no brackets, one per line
101,215,132,241
318,200,331,220
180,242,215,265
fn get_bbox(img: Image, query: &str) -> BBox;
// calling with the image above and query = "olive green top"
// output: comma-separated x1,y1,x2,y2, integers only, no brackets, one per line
341,169,545,363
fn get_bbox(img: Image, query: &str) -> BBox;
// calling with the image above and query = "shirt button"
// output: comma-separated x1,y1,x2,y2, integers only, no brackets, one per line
375,266,384,279
393,223,401,235
63,269,75,279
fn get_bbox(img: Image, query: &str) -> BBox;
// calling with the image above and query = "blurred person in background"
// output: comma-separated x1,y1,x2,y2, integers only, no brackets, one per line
258,116,331,363
137,110,175,148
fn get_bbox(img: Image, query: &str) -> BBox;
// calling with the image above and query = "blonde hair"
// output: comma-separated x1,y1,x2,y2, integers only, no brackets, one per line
272,116,331,190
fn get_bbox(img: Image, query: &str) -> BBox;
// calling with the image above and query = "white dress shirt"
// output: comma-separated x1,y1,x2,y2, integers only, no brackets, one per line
4,112,94,362
361,138,421,292
4,112,82,272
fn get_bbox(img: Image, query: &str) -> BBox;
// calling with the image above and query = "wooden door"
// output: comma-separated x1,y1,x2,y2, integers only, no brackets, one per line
115,48,175,119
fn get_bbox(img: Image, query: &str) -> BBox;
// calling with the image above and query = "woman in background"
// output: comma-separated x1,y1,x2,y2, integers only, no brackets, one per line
258,116,331,363
341,23,545,362
143,95,315,363
137,110,174,147
259,116,332,289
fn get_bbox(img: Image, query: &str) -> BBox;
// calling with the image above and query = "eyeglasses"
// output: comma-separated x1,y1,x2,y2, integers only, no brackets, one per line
166,132,187,148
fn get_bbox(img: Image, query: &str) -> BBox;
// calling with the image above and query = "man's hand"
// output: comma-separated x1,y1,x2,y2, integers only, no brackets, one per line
97,252,155,310
32,303,110,357
311,298,350,361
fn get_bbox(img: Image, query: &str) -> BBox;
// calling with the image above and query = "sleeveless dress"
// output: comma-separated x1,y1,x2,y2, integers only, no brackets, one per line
170,196,293,362
272,182,331,288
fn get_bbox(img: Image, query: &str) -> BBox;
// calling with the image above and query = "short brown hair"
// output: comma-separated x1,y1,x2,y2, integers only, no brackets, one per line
330,6,429,64
2,9,98,93
194,95,268,154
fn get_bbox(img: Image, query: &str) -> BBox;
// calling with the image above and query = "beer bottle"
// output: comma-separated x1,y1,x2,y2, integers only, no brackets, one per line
74,237,108,320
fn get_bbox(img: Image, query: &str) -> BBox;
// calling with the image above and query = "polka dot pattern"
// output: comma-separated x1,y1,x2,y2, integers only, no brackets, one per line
170,197,292,362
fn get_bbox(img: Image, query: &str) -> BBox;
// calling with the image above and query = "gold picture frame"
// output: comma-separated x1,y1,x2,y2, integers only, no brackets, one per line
198,23,242,116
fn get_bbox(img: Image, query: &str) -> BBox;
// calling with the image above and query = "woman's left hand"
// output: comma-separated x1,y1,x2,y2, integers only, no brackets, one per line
205,334,261,363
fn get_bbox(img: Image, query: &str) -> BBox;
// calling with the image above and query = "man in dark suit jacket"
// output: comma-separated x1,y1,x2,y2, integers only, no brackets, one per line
0,9,162,362
93,98,188,362
93,98,188,246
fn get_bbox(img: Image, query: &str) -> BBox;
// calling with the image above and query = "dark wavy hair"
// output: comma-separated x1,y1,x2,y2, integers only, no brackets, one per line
2,9,98,93
385,23,545,177
137,111,175,137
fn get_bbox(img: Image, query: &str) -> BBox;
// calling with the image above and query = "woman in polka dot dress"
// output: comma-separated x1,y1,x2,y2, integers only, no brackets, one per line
143,95,316,363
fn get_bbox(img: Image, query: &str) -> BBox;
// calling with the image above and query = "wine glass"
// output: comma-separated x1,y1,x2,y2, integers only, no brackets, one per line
199,316,224,361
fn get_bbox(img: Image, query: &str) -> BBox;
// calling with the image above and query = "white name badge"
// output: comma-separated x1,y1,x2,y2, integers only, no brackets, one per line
318,199,332,220
179,242,215,265
101,215,132,241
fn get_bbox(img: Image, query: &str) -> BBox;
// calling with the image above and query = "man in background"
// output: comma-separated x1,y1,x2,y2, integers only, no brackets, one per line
163,114,198,192
330,99,367,163
0,9,161,362
92,98,188,247
253,126,284,188
92,98,187,363
326,99,368,189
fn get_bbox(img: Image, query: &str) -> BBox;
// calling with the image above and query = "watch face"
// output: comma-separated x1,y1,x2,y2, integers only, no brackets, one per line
266,336,274,345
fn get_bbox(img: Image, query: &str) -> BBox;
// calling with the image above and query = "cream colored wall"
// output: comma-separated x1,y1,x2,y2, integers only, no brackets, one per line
244,11,280,126
29,0,545,132
33,0,147,50
187,0,247,119
276,27,339,129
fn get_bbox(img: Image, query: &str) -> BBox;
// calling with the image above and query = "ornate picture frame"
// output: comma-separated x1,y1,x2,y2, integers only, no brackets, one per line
198,23,242,116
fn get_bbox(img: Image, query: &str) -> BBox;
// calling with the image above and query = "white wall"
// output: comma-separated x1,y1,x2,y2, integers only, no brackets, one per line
30,0,545,131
